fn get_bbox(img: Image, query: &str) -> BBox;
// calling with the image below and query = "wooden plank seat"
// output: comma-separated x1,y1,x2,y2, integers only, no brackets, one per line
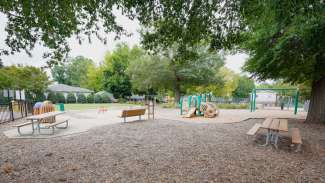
246,123,261,136
38,118,69,135
13,121,35,135
291,128,302,152
120,108,146,122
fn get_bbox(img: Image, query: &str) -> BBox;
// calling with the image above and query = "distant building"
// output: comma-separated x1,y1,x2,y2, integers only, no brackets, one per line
46,84,93,100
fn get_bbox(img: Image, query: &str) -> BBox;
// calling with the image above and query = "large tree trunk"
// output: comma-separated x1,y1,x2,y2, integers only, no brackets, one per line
305,76,325,123
174,77,181,106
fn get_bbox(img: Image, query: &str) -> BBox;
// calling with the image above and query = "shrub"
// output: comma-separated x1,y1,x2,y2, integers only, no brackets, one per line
77,94,87,103
87,94,94,103
56,92,66,103
94,94,102,103
101,93,112,103
47,91,56,103
67,93,76,103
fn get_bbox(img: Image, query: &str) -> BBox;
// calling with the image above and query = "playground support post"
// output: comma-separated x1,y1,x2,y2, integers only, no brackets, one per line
294,90,299,115
179,96,183,115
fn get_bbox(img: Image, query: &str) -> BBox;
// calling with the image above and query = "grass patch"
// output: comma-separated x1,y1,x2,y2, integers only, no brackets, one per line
217,103,249,109
62,103,138,110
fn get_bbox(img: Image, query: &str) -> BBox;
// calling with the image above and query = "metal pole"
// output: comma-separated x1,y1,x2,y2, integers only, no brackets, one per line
253,89,257,111
179,96,183,115
294,90,299,115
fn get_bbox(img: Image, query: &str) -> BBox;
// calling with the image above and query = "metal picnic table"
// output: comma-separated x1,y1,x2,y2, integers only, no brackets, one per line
260,118,288,149
26,111,65,133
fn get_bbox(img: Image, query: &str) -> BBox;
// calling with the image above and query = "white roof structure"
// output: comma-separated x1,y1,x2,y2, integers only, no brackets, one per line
48,84,93,93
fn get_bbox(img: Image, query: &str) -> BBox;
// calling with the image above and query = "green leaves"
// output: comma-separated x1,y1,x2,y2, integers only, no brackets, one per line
241,0,325,84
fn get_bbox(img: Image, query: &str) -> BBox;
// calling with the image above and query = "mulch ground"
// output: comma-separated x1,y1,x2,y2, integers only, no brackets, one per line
0,118,325,183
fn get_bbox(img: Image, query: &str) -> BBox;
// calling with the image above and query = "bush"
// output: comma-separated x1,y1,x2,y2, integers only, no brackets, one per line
101,93,112,103
117,98,127,103
94,94,102,103
47,91,57,103
56,92,66,103
87,94,94,103
67,93,76,103
77,94,87,103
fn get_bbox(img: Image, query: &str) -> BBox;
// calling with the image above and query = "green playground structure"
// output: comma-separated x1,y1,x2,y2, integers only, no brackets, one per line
250,88,300,115
179,93,212,115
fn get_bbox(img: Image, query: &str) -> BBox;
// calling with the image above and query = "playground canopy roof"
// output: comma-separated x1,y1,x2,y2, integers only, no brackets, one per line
48,84,93,93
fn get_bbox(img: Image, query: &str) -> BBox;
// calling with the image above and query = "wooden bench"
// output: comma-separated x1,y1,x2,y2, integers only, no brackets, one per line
120,109,146,122
38,118,69,135
13,121,35,135
291,128,302,152
246,123,261,136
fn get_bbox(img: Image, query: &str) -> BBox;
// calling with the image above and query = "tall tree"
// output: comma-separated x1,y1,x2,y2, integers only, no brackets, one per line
241,0,325,123
102,44,143,98
51,56,94,87
232,76,255,98
0,1,242,64
66,56,94,87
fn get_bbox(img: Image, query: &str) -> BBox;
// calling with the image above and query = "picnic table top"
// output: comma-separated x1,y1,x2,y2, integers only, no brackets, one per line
26,111,65,120
260,118,288,132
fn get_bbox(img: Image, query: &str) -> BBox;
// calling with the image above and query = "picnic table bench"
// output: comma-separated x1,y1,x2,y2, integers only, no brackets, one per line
14,111,68,135
247,118,302,151
120,108,146,122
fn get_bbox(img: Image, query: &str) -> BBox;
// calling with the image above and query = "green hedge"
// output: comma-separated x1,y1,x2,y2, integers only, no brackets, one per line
216,103,249,109
67,93,76,103
77,94,87,103
56,92,66,103
47,91,57,103
94,94,102,103
87,94,94,103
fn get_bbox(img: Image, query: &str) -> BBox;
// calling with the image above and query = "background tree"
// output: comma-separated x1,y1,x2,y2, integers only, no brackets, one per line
232,76,255,98
127,54,173,94
102,44,142,98
51,64,68,84
0,66,49,93
84,64,104,92
51,56,95,87
66,56,94,87
240,0,325,123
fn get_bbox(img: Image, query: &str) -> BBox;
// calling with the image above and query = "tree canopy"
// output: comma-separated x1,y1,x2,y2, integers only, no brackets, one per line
51,56,95,87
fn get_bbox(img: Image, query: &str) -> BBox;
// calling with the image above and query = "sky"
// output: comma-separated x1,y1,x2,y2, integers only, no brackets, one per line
0,12,248,74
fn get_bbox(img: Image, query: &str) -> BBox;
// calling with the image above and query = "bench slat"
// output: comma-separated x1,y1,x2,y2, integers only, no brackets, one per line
13,121,33,127
261,118,272,129
246,123,261,135
42,119,69,127
278,119,288,132
291,128,302,144
121,109,146,117
269,119,280,130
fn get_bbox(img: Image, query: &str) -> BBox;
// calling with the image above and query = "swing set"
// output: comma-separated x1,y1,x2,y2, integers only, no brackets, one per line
250,88,300,114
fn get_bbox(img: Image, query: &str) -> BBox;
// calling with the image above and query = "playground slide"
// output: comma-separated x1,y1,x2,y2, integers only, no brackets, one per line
182,107,196,118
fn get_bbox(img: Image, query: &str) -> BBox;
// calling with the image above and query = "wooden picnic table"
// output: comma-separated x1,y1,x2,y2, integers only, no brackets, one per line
27,111,65,133
26,111,65,121
260,118,288,149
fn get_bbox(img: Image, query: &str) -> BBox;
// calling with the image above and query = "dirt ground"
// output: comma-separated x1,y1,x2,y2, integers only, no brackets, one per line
0,118,325,183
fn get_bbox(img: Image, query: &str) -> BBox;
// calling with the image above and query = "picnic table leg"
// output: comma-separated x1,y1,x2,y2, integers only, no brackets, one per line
274,131,279,149
261,129,271,146
139,115,141,120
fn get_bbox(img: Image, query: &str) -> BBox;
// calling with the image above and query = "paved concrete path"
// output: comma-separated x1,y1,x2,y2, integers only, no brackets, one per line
3,107,307,139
